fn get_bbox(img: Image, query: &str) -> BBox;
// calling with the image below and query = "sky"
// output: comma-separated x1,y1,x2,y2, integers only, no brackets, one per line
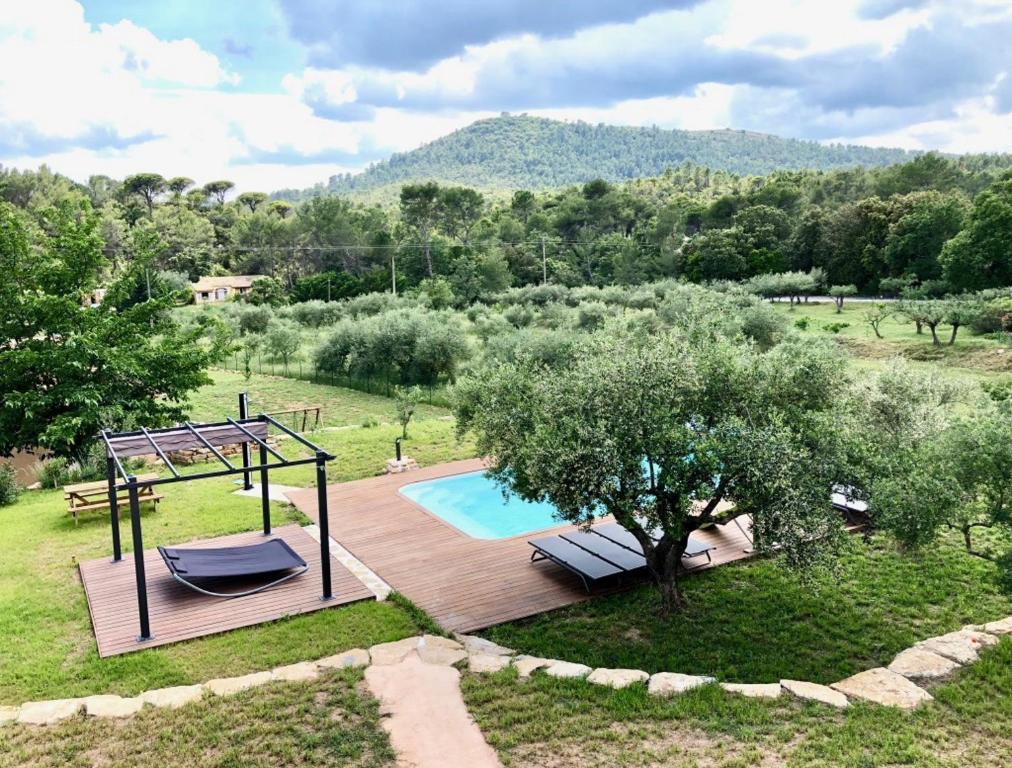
1,0,1010,192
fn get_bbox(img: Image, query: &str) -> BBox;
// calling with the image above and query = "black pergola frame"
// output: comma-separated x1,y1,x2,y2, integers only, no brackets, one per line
100,409,335,644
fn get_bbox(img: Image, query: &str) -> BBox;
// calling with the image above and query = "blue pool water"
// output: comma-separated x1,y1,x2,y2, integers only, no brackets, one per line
399,471,565,540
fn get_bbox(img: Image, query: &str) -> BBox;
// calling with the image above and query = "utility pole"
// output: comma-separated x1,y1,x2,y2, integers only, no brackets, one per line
391,252,397,296
541,237,547,285
326,275,331,301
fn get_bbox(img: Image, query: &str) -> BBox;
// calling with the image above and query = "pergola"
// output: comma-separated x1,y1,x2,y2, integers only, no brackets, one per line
100,409,334,644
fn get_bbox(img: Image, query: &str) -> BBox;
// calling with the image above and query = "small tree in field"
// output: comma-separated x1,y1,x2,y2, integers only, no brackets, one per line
265,319,302,374
455,328,850,612
863,302,892,339
394,385,422,439
829,284,857,313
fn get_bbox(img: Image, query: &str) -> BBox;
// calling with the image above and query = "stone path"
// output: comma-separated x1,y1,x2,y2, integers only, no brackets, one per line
365,651,502,768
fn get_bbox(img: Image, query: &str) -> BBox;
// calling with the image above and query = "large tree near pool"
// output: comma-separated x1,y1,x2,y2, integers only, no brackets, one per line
455,327,852,613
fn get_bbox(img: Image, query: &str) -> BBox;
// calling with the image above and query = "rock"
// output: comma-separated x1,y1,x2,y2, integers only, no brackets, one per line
916,630,998,665
417,636,468,666
317,648,370,670
647,673,714,696
272,662,320,682
369,637,420,666
720,683,782,699
982,616,1012,636
544,660,593,680
468,653,512,674
84,695,144,718
586,668,649,689
831,668,933,710
513,656,551,678
139,685,205,710
0,706,18,724
888,647,961,679
780,680,849,708
205,671,274,696
455,634,515,657
17,699,83,725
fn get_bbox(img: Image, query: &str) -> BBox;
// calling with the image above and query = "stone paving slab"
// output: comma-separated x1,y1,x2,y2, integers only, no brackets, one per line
916,630,998,665
139,685,205,710
982,616,1012,635
369,637,421,665
648,673,715,696
317,648,370,669
587,668,649,689
206,671,274,697
0,706,19,724
781,680,849,708
272,661,320,682
84,695,145,718
888,647,961,679
17,699,83,725
831,667,933,710
469,653,512,673
513,656,550,678
544,660,593,679
720,683,782,698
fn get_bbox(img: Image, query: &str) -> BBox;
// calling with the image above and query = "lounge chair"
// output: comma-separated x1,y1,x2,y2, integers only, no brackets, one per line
529,522,715,592
157,538,309,599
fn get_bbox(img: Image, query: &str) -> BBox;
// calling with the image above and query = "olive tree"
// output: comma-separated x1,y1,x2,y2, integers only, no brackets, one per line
829,284,857,313
454,327,850,612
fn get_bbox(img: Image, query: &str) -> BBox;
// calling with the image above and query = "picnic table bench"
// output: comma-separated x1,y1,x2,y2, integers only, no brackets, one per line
64,473,163,525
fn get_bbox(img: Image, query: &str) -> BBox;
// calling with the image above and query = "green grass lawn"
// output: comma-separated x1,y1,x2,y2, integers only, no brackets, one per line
0,418,474,705
482,533,1012,684
186,368,450,429
0,668,394,768
463,638,1012,767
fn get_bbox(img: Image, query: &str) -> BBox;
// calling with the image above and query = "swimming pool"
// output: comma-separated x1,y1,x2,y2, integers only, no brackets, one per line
399,470,566,540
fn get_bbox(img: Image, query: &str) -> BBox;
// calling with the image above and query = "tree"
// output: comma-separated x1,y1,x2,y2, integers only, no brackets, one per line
829,284,857,313
0,200,211,464
400,182,442,277
940,176,1012,291
121,173,166,218
166,176,194,196
510,190,536,225
862,302,892,339
267,200,294,219
439,186,485,247
265,319,302,374
455,328,849,612
203,180,235,206
394,385,422,439
898,299,949,345
245,277,287,306
237,191,268,214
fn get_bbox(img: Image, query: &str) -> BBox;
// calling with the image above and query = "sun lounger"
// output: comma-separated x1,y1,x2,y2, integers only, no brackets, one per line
529,522,717,592
157,538,308,598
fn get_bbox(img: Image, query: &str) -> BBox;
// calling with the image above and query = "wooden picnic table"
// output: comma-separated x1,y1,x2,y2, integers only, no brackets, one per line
64,473,163,525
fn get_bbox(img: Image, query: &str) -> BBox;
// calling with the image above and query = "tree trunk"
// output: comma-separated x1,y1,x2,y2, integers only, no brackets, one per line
948,324,959,345
647,538,687,614
928,323,941,346
424,241,433,277
871,321,883,339
915,320,923,335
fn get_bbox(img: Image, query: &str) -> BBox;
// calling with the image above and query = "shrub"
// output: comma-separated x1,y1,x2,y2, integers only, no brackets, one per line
794,317,811,330
284,300,344,327
739,304,788,349
576,301,609,330
503,304,534,328
0,464,20,506
822,322,850,334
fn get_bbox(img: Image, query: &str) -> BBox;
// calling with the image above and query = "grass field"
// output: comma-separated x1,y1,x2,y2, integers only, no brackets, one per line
185,368,450,429
0,413,474,704
463,637,1012,767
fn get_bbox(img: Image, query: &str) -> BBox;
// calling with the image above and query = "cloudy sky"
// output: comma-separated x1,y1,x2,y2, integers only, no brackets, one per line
1,0,1010,192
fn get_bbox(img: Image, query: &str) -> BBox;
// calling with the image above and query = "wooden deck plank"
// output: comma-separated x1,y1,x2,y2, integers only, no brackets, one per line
288,459,756,634
80,524,374,657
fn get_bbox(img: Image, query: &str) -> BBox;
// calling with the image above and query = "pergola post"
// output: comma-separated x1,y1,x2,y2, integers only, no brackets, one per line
259,440,271,536
127,475,152,641
239,392,253,490
316,450,332,601
106,455,122,562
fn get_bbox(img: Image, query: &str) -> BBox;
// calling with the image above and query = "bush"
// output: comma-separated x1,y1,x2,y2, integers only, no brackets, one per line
283,300,344,328
794,317,811,330
576,301,610,330
739,304,788,349
0,464,20,506
822,322,850,334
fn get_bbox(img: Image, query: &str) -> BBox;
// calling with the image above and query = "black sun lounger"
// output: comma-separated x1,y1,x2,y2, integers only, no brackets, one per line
530,523,717,592
157,539,309,599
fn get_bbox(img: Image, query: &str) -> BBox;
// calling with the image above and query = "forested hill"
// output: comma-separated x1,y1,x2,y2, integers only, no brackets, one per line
275,114,916,201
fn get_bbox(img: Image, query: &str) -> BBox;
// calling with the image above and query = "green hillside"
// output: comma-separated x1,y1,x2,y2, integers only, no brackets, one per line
275,114,917,201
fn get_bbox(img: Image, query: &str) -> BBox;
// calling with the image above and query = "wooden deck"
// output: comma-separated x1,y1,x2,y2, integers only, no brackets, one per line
80,524,374,657
287,459,755,634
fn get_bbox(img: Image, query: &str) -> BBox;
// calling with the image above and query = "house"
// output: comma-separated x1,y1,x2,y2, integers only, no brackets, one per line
83,288,106,307
191,275,264,304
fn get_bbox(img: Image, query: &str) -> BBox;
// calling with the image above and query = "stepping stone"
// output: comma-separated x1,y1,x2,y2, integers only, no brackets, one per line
648,673,715,696
586,668,649,689
888,647,961,679
983,616,1012,635
272,662,320,682
317,648,370,670
513,656,550,679
916,630,998,664
17,699,83,725
418,635,467,666
84,695,144,718
831,668,933,710
780,680,849,708
365,652,501,768
455,634,515,657
469,653,512,674
206,671,274,696
720,683,782,699
0,706,18,724
369,637,420,665
544,660,592,679
140,685,205,710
